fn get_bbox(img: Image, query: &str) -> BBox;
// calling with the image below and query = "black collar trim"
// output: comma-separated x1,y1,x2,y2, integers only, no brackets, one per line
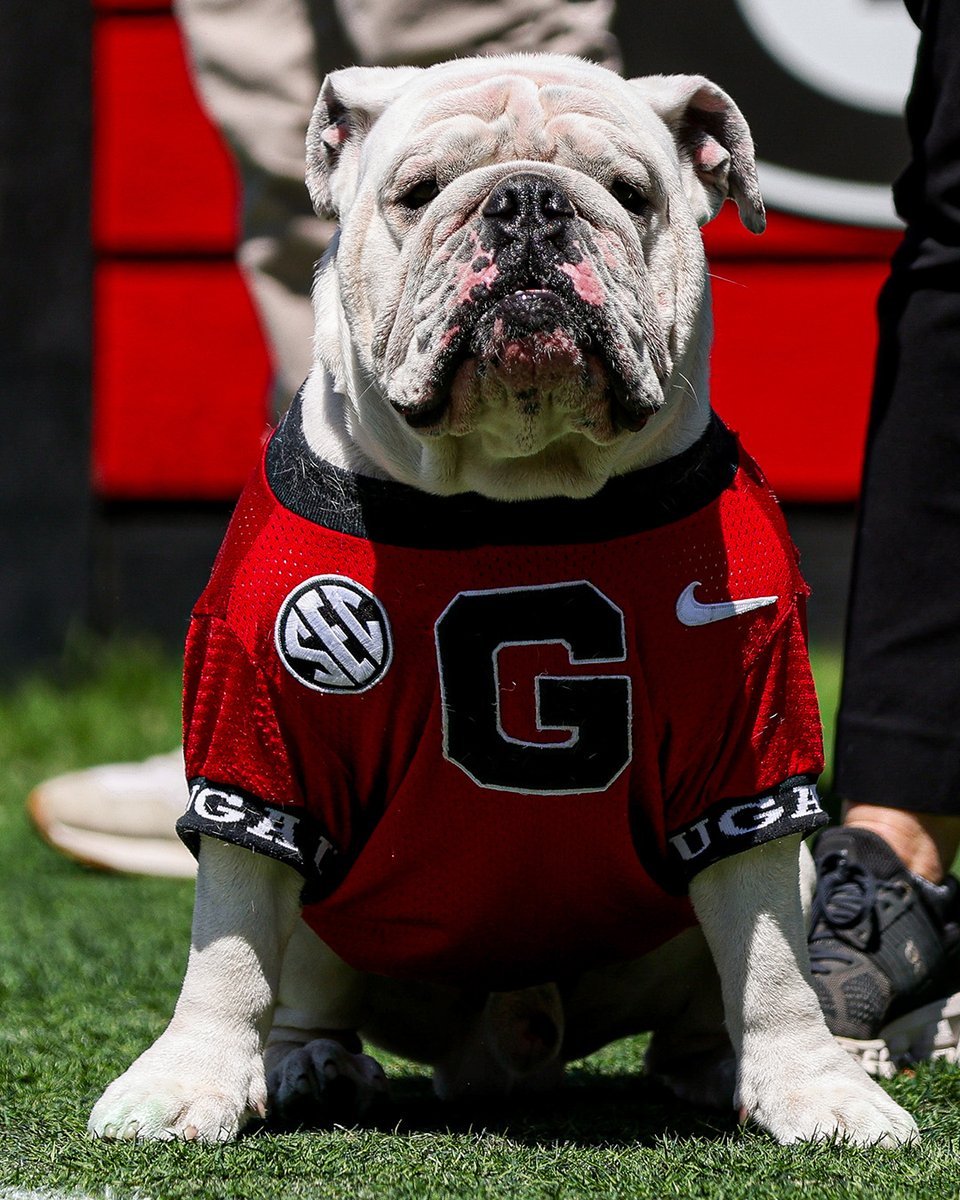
264,390,739,549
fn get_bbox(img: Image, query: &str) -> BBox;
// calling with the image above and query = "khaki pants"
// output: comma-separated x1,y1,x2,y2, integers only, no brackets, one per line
174,0,620,412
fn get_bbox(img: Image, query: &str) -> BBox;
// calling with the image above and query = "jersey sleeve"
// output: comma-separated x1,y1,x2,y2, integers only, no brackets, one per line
663,596,827,883
176,613,343,897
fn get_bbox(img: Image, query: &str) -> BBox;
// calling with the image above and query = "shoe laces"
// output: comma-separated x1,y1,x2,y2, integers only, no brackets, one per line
808,854,878,975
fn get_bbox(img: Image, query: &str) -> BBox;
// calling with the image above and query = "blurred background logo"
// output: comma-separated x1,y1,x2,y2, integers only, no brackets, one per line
620,0,920,225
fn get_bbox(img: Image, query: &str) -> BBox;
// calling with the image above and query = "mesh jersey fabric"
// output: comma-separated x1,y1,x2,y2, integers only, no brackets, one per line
178,401,825,989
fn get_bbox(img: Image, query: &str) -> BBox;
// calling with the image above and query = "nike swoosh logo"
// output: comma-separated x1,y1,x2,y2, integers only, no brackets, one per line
676,581,779,627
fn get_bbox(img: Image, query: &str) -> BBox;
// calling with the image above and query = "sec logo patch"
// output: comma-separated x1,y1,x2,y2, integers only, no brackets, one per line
275,575,393,693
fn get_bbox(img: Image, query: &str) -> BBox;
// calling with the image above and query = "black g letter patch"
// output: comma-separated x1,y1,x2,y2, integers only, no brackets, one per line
435,581,632,794
275,575,392,693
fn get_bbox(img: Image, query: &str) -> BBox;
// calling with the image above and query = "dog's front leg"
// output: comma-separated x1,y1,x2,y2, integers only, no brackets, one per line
89,838,301,1142
689,834,918,1145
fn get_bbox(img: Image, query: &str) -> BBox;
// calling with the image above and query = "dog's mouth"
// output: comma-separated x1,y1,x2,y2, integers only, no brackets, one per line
392,285,654,437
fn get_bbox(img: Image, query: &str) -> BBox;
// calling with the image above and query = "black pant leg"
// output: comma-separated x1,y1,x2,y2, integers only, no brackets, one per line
835,0,960,813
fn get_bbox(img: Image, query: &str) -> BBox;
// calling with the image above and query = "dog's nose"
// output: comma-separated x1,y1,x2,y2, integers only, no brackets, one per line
481,174,575,246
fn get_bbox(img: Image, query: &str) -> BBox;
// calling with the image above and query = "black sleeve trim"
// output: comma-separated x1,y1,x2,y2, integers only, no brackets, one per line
666,775,828,884
176,777,344,902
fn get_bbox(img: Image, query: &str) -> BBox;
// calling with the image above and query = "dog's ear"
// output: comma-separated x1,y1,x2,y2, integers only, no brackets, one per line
631,74,765,234
306,66,423,218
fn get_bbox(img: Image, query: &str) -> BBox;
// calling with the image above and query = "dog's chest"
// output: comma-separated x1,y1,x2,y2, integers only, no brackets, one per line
182,440,823,985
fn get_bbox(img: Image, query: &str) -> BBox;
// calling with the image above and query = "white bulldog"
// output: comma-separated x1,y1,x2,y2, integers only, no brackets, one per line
89,55,917,1147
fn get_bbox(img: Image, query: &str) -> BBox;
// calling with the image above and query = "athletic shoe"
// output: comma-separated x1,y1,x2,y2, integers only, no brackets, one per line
809,825,960,1077
843,992,960,1080
27,748,196,878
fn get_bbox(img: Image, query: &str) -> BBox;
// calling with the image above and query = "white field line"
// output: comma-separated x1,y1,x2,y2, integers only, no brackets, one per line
0,1193,96,1200
1,1190,146,1200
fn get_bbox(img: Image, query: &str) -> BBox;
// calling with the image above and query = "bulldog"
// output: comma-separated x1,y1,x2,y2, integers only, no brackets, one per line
88,55,917,1146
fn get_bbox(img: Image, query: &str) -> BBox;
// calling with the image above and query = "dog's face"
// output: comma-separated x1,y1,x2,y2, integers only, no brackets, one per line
306,56,764,498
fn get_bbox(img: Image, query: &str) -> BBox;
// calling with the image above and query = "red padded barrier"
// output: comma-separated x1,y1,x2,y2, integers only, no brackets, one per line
91,250,885,502
703,205,901,261
93,262,271,499
93,15,239,253
710,259,887,501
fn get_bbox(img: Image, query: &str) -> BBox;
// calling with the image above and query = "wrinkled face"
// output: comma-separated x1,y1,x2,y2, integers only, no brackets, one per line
311,58,763,497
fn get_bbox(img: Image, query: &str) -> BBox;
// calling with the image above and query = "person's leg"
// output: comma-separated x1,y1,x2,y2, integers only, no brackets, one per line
810,0,960,1070
174,0,340,415
841,807,960,884
335,0,620,69
835,0,960,876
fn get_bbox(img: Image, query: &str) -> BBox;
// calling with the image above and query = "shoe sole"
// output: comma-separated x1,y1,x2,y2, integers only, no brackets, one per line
836,991,960,1079
27,788,197,879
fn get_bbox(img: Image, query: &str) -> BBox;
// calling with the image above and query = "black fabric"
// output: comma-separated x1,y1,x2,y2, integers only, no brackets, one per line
177,777,344,902
663,775,827,887
265,390,739,549
835,0,960,814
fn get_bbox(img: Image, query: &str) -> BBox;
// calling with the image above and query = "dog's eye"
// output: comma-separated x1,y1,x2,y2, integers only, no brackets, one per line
610,180,650,217
399,179,441,210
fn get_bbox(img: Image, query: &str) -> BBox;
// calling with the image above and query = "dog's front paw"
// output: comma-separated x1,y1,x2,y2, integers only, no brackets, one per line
266,1038,388,1127
739,1041,919,1146
88,1035,265,1143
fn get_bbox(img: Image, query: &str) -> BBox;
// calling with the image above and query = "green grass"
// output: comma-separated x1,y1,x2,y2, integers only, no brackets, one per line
3,641,960,1199
809,643,843,804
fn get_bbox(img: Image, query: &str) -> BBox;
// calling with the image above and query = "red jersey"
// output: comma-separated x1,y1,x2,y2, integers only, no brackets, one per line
178,398,825,989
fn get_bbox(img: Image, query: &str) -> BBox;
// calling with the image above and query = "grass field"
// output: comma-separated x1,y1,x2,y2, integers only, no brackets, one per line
4,640,960,1200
